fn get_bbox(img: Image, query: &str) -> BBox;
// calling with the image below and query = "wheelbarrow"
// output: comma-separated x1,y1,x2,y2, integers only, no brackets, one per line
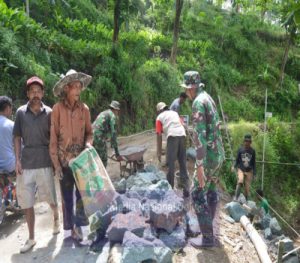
110,145,147,178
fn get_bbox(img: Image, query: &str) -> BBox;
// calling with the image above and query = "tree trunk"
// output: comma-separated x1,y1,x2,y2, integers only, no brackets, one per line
170,0,184,65
279,33,291,88
113,0,121,43
260,0,267,22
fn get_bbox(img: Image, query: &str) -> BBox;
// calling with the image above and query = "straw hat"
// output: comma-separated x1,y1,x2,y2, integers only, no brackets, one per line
53,69,92,97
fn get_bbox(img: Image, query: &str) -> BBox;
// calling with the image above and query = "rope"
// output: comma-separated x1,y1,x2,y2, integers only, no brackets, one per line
241,175,300,239
118,129,154,139
225,157,300,167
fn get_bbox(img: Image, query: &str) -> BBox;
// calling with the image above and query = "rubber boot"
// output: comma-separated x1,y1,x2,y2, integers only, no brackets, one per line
189,222,214,248
234,183,242,201
207,189,218,220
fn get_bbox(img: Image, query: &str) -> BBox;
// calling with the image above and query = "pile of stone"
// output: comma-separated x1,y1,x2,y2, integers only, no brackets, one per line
89,164,200,263
224,194,299,263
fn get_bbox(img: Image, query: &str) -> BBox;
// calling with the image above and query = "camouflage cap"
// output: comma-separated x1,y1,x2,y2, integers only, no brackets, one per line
180,71,201,89
110,100,120,110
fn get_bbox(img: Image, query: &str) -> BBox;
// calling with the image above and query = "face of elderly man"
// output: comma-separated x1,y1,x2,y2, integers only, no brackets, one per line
64,80,83,102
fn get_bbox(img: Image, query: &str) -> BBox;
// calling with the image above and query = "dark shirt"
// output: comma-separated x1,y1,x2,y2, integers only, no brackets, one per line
235,146,256,175
13,103,52,169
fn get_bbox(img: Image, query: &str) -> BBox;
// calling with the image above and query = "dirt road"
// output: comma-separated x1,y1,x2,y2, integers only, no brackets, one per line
0,131,260,263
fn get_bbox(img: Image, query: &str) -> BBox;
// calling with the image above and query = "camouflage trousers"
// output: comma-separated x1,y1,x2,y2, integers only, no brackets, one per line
191,161,223,238
93,139,108,168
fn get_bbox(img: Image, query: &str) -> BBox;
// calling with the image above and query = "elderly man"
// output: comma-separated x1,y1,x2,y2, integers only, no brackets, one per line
0,96,15,173
92,101,122,167
156,102,189,197
50,69,93,241
182,71,224,248
13,77,59,253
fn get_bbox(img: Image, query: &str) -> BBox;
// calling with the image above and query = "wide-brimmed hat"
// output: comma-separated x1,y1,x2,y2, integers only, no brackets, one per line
180,71,202,89
110,100,120,110
156,102,167,112
53,69,92,97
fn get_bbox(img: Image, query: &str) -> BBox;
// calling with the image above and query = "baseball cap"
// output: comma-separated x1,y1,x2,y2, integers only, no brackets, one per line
26,76,44,89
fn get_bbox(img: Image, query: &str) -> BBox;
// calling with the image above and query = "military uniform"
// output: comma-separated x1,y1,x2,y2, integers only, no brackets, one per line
183,71,224,247
92,109,119,167
191,88,225,240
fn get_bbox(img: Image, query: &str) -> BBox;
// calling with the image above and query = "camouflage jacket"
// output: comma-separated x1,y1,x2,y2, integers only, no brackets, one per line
192,89,225,171
92,109,119,156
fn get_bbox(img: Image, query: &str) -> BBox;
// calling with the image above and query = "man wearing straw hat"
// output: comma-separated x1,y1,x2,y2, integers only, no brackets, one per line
92,101,123,167
50,69,93,241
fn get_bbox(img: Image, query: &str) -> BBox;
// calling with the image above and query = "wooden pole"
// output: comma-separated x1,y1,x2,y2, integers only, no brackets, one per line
277,240,284,263
218,95,234,166
240,215,272,263
261,88,268,191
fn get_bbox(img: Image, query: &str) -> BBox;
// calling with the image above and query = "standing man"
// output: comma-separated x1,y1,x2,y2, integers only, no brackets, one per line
182,71,224,248
50,69,93,242
170,92,188,114
0,96,15,173
233,134,256,201
13,77,59,253
92,101,122,167
156,102,189,197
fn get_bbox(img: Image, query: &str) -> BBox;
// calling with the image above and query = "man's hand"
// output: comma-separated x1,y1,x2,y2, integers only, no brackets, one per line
157,154,161,163
85,142,92,148
116,155,123,162
15,160,22,176
55,166,63,180
197,166,206,189
231,166,235,173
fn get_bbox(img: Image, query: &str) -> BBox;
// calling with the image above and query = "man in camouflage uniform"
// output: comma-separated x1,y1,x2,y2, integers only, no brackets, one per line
182,71,225,248
92,101,122,167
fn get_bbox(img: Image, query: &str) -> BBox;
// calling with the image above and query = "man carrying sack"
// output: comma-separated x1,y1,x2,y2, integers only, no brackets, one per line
50,69,93,242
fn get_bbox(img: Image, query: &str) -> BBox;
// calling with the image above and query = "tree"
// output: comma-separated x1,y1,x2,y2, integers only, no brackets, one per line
113,0,121,43
170,0,184,64
279,1,300,87
112,0,144,43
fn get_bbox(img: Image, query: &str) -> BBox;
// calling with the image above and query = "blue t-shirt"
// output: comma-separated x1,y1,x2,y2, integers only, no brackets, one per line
170,98,180,113
0,115,15,172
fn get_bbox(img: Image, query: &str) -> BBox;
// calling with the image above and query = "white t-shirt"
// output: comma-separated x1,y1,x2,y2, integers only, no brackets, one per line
156,110,186,138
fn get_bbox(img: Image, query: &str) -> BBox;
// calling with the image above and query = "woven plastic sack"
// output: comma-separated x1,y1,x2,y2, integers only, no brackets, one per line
69,146,117,216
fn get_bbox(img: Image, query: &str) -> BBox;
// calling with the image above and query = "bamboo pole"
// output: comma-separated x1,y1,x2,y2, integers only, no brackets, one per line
240,215,272,263
277,240,284,263
261,88,268,191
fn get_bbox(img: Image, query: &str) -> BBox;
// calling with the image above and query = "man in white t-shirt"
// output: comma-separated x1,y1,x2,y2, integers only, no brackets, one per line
0,96,15,173
156,102,189,197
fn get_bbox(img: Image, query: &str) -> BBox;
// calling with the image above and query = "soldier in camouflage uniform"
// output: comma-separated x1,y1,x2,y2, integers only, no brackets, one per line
92,101,122,167
182,71,225,248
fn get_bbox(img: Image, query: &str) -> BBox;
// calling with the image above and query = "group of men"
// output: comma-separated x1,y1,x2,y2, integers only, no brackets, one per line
156,71,257,247
0,69,257,252
0,70,121,253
